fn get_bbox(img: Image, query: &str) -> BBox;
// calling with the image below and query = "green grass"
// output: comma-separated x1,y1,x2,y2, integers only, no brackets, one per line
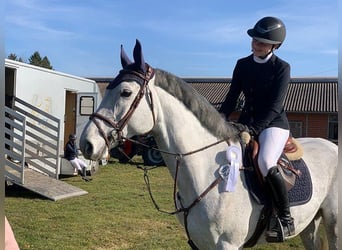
6,158,309,249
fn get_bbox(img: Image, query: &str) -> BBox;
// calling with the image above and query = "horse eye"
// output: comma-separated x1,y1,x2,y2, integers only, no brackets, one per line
121,89,132,97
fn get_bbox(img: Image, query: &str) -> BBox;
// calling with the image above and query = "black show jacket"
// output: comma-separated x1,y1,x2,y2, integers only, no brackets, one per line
219,54,290,135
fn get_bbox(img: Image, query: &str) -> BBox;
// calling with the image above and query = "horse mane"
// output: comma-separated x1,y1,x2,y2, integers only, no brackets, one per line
154,69,239,141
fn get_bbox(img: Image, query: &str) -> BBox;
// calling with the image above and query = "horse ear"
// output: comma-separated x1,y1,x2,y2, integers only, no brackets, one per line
120,44,132,68
133,39,146,73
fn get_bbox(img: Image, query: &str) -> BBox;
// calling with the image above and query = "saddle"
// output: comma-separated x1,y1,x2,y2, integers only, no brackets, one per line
243,137,312,247
248,137,302,192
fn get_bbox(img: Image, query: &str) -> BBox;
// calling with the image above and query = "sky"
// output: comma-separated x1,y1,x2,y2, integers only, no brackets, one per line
5,0,338,78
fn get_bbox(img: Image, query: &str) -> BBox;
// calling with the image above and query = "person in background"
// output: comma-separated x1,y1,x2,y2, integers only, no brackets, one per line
64,134,91,181
219,16,294,242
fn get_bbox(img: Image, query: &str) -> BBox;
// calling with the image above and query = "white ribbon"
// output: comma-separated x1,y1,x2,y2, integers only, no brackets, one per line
221,145,241,192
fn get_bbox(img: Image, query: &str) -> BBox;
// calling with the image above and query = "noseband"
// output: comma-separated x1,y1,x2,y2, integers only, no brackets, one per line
90,65,155,154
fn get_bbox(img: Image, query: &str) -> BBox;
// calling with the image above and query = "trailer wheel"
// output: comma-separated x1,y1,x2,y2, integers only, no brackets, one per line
142,148,164,166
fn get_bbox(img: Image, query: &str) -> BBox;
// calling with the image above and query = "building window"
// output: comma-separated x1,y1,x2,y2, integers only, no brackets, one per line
289,121,303,137
79,96,94,116
328,114,338,141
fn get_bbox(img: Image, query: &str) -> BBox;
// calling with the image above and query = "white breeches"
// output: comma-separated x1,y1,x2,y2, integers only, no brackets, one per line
257,127,290,177
70,158,87,171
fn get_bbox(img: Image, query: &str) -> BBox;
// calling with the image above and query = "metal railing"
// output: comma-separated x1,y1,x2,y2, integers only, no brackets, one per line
5,106,26,184
4,97,61,183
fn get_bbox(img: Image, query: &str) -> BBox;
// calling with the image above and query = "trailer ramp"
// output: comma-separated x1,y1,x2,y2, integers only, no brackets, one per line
5,102,87,201
6,168,88,201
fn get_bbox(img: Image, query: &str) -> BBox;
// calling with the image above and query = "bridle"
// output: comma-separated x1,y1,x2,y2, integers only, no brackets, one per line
90,64,155,155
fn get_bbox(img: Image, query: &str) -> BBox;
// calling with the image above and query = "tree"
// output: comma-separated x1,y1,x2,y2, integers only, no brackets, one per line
8,51,54,70
7,53,24,62
28,51,42,66
28,51,53,70
40,56,53,70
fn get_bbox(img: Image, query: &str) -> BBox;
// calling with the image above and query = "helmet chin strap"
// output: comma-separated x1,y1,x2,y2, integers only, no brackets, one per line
252,45,278,60
257,52,271,59
261,46,276,59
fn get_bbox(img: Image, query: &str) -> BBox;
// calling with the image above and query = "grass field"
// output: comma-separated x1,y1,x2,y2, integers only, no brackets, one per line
5,158,308,249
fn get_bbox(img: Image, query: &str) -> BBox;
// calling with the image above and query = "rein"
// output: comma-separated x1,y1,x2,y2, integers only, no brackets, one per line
125,135,230,213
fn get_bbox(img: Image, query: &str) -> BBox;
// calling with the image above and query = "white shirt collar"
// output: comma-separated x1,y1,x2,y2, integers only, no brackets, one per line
253,52,273,63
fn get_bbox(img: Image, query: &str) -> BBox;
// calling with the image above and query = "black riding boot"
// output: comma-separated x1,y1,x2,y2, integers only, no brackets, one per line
82,167,87,177
81,167,91,181
265,166,295,242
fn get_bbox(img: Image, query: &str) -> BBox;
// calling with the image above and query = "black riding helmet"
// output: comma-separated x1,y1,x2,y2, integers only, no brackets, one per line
69,134,77,141
247,16,286,46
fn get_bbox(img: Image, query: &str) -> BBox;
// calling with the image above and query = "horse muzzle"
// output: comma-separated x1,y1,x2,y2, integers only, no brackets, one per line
80,127,110,161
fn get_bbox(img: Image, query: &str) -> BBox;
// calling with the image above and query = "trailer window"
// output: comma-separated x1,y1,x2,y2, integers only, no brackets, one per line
79,96,94,115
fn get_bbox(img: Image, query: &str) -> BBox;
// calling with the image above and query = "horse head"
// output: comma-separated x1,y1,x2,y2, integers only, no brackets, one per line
80,40,156,160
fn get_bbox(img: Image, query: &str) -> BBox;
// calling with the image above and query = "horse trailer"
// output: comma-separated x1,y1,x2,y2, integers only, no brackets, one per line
4,59,102,199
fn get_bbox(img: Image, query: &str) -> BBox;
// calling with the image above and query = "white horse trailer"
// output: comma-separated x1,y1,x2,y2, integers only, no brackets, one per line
4,59,102,199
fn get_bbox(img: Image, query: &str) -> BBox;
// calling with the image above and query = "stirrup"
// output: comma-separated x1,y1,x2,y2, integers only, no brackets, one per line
265,217,285,242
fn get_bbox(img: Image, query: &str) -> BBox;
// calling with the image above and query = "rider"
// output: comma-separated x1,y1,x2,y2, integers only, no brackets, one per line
219,16,295,241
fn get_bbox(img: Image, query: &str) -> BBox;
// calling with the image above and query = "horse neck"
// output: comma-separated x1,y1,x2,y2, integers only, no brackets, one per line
153,86,219,154
151,86,230,199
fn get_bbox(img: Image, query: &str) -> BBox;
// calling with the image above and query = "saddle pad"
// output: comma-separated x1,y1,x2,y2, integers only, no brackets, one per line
244,158,312,207
287,159,312,206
